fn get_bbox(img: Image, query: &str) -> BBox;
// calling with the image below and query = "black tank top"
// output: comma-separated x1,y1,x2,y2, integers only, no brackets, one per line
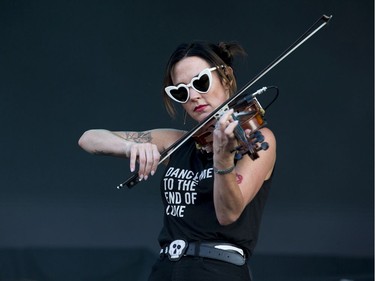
157,138,272,256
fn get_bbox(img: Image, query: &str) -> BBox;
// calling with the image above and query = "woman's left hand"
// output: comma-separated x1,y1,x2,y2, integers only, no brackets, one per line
212,109,239,167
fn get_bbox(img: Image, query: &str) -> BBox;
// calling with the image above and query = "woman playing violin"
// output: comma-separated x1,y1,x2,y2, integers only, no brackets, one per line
78,41,276,281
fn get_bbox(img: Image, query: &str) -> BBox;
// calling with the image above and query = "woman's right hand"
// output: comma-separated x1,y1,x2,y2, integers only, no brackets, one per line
126,142,160,181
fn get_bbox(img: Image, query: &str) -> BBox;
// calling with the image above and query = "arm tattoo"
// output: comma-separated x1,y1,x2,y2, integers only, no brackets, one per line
236,173,243,184
123,131,152,143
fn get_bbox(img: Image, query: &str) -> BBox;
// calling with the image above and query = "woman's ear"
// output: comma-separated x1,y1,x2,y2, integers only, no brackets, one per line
222,66,234,90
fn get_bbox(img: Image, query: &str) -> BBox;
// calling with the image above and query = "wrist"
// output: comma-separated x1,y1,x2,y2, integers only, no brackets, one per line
213,164,236,175
123,141,133,158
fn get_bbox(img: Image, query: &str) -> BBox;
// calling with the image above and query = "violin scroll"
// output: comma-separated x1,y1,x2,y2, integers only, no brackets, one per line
232,129,269,161
231,97,269,160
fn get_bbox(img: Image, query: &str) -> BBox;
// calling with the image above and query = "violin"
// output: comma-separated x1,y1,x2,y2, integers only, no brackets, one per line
117,14,332,189
192,87,276,161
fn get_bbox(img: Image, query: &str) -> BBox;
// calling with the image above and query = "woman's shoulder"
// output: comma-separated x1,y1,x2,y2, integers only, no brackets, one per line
259,127,276,144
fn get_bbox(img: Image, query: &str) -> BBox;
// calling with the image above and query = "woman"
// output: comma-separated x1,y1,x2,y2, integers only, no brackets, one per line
78,41,276,281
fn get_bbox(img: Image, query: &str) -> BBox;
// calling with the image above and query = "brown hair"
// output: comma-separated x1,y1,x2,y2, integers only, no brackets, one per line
162,41,247,118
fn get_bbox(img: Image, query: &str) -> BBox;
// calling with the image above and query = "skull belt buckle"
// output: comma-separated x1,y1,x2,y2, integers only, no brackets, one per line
167,239,188,261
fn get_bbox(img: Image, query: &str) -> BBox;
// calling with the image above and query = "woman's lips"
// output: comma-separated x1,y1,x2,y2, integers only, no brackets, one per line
194,104,208,112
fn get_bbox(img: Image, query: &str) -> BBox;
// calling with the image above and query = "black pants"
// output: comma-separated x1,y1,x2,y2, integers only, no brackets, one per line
148,255,252,281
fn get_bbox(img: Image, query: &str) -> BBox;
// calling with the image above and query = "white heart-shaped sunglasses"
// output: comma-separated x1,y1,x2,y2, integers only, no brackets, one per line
165,66,222,104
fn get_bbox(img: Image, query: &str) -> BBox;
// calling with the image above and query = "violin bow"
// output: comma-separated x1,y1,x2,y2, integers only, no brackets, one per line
117,14,332,189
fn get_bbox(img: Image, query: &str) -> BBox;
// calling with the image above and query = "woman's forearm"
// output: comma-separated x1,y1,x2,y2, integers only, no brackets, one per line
78,129,131,157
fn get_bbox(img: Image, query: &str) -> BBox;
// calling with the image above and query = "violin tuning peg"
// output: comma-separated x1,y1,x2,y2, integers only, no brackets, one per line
256,134,265,143
249,131,265,144
251,130,262,138
259,142,269,151
234,152,243,160
253,130,262,137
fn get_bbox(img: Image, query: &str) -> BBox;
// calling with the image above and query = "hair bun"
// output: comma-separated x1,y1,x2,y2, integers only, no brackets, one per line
217,42,247,66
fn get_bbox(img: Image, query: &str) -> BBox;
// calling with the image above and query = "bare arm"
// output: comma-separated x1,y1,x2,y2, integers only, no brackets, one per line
78,129,149,157
212,110,276,225
78,128,185,180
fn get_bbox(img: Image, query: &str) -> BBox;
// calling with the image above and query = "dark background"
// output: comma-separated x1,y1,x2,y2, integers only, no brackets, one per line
0,0,373,280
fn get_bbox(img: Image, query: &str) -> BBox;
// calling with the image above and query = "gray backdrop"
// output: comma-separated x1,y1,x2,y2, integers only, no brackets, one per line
0,0,373,260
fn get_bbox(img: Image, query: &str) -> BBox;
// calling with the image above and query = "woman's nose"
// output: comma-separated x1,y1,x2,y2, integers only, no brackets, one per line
188,88,201,101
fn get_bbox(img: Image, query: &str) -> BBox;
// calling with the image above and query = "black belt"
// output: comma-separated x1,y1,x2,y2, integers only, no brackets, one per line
160,240,246,266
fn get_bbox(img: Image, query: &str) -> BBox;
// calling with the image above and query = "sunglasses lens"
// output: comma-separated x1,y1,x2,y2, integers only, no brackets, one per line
170,87,189,103
192,74,210,92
